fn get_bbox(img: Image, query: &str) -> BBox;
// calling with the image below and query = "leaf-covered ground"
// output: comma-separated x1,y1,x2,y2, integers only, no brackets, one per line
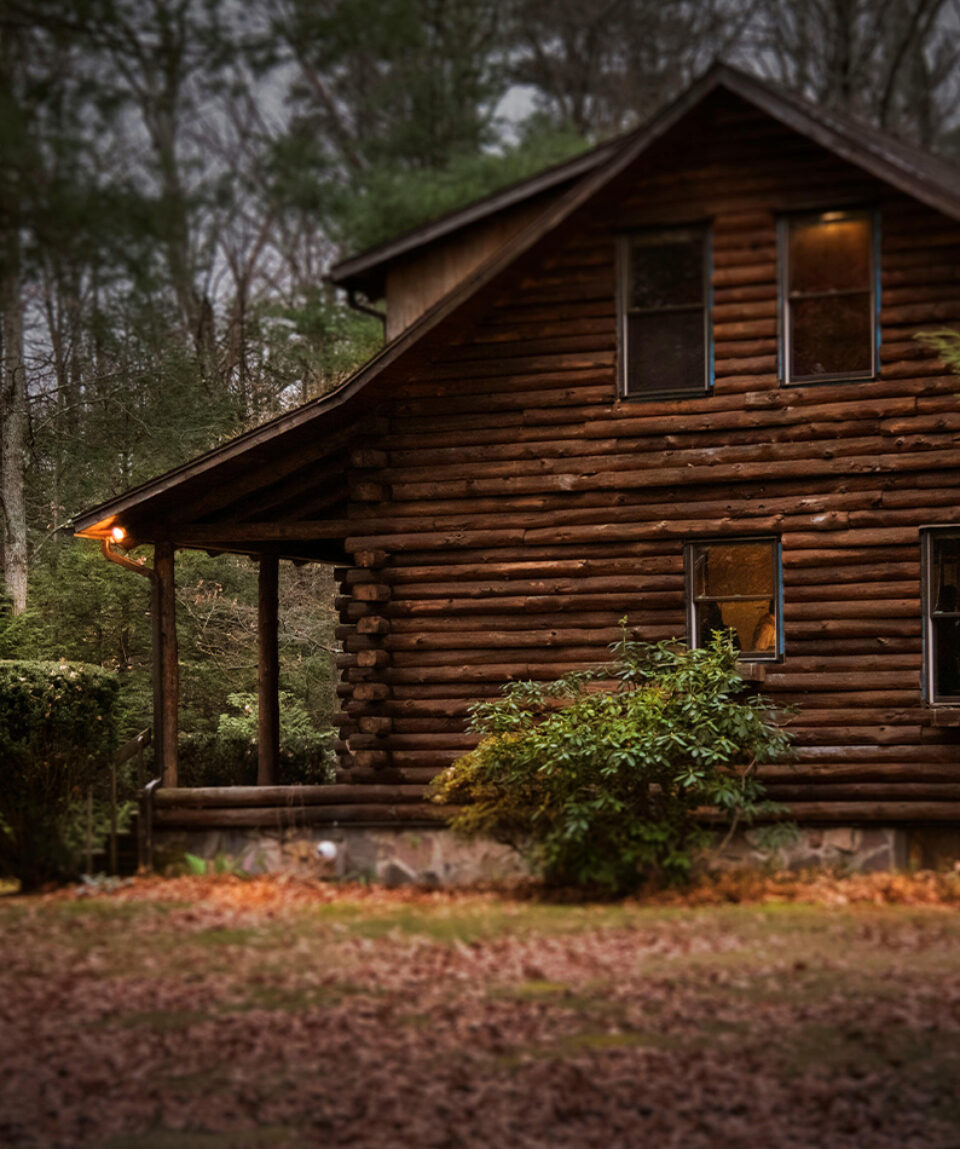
3,872,960,1148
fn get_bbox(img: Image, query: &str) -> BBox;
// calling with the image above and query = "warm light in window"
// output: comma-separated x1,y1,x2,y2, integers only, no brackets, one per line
819,211,847,222
111,526,126,542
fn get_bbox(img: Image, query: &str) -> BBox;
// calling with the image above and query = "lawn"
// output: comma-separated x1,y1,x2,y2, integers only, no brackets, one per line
2,873,960,1148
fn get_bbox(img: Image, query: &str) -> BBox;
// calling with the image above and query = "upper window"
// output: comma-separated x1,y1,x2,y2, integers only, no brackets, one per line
686,538,782,662
780,209,878,384
618,226,711,400
922,529,960,704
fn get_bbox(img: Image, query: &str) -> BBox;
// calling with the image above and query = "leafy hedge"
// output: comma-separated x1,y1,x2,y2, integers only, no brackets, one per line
0,660,120,889
430,631,791,894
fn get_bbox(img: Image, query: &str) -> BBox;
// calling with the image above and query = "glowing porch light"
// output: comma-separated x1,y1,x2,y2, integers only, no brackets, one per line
111,525,126,542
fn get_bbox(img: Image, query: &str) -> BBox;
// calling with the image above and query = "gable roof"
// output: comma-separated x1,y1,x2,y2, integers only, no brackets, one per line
328,64,960,300
74,63,960,543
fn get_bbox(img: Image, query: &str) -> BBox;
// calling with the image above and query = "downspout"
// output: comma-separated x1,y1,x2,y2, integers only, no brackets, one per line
99,536,156,583
347,288,386,332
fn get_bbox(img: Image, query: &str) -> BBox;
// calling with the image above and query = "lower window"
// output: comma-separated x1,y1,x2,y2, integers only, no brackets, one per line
685,538,782,661
922,529,960,704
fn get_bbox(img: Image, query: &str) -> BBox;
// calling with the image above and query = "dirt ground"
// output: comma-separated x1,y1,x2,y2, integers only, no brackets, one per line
2,871,960,1148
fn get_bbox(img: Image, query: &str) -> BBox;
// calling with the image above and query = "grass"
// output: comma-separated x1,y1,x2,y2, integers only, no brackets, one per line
3,876,960,1147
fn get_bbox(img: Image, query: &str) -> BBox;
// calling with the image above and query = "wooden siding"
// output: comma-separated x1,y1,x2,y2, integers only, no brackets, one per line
331,94,960,823
384,198,551,339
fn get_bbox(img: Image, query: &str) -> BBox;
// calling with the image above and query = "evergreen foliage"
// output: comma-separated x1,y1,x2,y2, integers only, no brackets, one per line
0,659,120,889
336,127,587,252
178,692,336,788
430,631,791,893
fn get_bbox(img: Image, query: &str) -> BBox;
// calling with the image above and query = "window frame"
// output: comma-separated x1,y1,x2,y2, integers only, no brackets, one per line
777,207,881,387
684,536,784,663
616,223,713,402
921,527,960,705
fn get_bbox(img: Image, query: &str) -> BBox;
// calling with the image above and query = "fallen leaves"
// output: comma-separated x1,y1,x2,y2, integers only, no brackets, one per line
2,872,960,1147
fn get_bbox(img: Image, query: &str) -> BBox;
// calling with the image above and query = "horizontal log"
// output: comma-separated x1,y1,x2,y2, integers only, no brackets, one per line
354,549,390,569
357,616,391,635
353,583,391,602
339,768,444,785
775,802,960,824
391,578,682,602
789,726,922,745
357,649,391,668
790,743,957,763
770,691,919,707
764,783,960,801
355,497,960,541
353,733,476,750
154,784,426,809
153,803,445,828
384,593,684,616
759,761,960,782
358,716,393,736
370,451,960,512
351,750,391,769
385,627,626,651
351,482,388,502
352,683,391,702
379,432,960,489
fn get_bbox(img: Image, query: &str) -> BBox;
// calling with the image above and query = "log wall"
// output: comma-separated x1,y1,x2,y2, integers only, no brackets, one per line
333,94,960,823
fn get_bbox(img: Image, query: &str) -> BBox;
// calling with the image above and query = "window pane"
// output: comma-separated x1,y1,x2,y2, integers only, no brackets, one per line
630,236,704,309
790,293,872,378
693,542,775,599
698,599,776,655
626,310,706,396
933,618,960,699
789,216,871,294
933,536,960,614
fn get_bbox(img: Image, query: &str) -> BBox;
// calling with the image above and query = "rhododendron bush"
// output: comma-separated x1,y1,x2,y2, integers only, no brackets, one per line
431,632,791,892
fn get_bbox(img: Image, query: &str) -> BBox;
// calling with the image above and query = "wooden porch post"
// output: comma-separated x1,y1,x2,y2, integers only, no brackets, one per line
258,554,280,786
150,574,164,773
155,541,179,787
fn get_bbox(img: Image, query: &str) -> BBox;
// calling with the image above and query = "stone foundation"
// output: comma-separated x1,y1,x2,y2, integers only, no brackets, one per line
154,826,529,886
154,823,922,885
712,825,908,873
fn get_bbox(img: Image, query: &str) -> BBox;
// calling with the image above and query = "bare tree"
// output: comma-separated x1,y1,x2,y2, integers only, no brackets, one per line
507,0,753,137
737,0,960,151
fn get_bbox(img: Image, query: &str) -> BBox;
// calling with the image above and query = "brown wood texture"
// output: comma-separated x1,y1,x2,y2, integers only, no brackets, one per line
326,95,960,821
152,803,446,828
257,555,280,786
155,541,179,788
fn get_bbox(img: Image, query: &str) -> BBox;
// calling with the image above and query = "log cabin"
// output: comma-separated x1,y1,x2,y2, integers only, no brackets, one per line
74,65,960,859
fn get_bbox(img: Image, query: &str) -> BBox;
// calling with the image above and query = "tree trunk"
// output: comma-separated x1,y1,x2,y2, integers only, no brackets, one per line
0,251,28,614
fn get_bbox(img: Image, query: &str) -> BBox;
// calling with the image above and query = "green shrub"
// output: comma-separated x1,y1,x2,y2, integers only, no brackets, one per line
0,660,120,889
177,691,336,787
429,631,792,894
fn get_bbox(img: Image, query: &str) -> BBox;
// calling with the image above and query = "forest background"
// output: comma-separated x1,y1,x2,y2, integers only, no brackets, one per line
1,0,959,763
